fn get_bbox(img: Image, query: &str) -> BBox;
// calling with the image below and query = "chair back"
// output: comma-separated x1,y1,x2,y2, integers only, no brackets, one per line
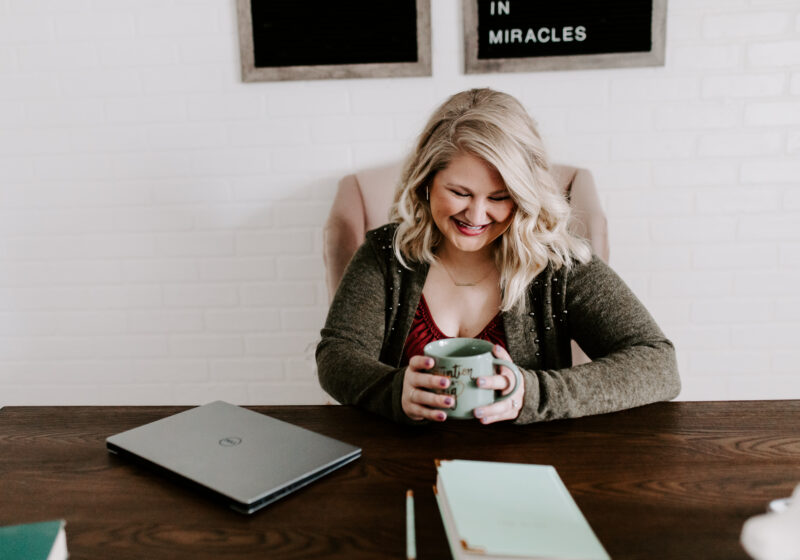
323,161,609,300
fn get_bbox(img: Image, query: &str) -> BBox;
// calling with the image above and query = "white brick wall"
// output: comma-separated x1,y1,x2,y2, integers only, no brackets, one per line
1,0,799,405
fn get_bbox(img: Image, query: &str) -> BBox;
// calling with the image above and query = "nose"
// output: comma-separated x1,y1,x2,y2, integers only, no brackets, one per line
464,198,489,225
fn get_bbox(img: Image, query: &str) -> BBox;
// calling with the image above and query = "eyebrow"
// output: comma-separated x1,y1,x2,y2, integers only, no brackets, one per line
445,182,509,195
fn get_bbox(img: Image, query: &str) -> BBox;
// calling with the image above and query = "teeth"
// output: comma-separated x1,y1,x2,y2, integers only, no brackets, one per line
457,220,485,230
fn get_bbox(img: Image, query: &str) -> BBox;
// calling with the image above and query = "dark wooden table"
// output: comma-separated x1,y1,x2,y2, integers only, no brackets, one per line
2,401,799,559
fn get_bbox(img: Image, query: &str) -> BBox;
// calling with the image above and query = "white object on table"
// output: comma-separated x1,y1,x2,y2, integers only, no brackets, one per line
741,484,800,560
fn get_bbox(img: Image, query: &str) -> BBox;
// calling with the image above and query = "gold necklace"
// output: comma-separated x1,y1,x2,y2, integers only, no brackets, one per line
439,259,496,287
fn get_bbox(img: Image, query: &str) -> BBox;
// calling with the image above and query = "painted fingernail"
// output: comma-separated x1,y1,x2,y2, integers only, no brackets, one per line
474,409,483,418
439,378,448,387
437,412,446,421
477,378,486,387
426,358,434,367
444,397,453,406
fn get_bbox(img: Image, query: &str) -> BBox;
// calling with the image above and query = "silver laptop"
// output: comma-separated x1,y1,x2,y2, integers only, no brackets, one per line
106,401,361,514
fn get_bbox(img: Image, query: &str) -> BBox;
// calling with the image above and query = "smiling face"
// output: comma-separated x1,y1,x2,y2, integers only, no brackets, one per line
429,152,516,258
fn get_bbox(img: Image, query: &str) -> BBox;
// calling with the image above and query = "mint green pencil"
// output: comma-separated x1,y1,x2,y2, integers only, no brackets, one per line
406,489,416,560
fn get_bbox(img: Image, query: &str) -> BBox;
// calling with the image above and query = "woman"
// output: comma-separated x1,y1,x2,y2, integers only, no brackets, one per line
317,88,680,425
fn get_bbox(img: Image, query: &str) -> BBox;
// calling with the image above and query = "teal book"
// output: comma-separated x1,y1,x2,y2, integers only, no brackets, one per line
434,460,609,560
0,520,68,560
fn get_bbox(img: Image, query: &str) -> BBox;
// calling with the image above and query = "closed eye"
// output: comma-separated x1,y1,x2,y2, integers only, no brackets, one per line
448,189,510,202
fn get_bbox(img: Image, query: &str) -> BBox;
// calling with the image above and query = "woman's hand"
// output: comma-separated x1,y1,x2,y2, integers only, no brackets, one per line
473,344,525,424
402,355,454,422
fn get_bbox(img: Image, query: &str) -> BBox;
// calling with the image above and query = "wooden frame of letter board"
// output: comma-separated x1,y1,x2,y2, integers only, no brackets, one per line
236,0,432,82
463,0,667,74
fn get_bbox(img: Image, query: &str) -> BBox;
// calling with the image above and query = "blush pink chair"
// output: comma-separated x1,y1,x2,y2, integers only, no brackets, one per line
323,161,609,364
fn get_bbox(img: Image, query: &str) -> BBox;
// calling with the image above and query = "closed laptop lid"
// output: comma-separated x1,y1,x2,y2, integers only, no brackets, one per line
106,401,361,514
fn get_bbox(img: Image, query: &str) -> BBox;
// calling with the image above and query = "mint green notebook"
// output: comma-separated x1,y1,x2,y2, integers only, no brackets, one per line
435,460,609,560
0,520,68,560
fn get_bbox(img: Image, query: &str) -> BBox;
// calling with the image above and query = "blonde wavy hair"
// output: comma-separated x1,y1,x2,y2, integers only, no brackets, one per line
390,88,591,312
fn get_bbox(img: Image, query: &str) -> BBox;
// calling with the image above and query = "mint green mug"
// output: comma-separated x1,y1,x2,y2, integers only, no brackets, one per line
423,338,522,420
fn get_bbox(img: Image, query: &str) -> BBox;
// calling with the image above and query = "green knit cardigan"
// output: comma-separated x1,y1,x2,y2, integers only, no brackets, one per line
316,224,680,424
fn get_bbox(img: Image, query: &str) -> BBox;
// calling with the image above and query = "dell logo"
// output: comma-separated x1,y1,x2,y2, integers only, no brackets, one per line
219,436,242,447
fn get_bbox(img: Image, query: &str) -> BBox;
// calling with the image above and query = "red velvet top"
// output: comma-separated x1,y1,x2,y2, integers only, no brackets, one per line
401,294,507,366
